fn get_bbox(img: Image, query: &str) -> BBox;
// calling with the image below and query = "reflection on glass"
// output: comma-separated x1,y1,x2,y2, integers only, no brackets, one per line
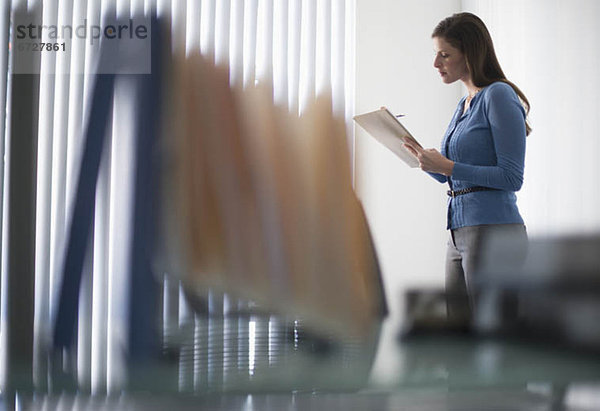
248,319,255,377
153,284,382,395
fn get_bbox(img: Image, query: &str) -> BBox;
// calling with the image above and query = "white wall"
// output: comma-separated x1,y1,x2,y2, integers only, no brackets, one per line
355,0,461,320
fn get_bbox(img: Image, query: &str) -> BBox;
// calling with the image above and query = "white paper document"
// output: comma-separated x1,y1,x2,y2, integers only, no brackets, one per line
353,107,422,168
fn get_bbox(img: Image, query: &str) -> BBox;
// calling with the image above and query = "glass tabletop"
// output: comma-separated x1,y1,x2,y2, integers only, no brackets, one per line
5,306,600,410
119,310,600,395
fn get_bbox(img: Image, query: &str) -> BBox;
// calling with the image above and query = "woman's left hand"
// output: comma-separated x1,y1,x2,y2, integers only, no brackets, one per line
403,139,454,176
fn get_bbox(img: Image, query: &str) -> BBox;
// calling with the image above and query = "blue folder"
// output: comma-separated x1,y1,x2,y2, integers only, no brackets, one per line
53,16,164,363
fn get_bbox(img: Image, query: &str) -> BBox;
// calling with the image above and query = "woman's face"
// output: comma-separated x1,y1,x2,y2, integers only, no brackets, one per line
433,36,469,84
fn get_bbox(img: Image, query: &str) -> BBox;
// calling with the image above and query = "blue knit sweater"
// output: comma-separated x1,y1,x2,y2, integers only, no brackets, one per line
428,82,526,229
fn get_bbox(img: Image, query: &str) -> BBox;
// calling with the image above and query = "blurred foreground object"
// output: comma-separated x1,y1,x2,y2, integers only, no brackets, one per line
400,289,470,336
474,233,600,351
401,233,600,350
160,53,386,338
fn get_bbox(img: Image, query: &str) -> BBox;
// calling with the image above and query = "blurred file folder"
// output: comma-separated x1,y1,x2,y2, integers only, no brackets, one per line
160,53,387,338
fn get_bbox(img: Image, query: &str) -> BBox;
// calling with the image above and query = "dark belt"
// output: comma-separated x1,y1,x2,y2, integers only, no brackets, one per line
447,186,495,198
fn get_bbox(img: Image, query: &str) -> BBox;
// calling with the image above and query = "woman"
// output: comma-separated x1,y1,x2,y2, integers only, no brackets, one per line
403,12,530,324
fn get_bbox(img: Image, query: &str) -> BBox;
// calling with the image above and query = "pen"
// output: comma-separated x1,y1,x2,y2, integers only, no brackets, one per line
381,107,405,118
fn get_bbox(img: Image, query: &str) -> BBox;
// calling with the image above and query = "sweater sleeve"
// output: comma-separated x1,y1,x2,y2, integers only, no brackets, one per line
451,83,526,191
426,171,447,183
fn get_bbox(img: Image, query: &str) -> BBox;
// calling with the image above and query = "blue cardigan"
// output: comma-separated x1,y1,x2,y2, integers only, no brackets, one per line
428,82,526,230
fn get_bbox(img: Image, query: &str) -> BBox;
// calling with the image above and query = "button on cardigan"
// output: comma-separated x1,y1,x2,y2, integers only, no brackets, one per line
428,82,527,230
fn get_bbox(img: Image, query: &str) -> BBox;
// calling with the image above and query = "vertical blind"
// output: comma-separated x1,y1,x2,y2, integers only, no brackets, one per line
0,0,356,395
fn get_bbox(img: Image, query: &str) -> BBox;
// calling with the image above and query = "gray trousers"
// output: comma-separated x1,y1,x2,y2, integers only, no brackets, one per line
445,224,528,323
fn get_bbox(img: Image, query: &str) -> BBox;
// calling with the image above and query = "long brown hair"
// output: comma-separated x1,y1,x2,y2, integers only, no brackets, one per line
432,12,531,135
